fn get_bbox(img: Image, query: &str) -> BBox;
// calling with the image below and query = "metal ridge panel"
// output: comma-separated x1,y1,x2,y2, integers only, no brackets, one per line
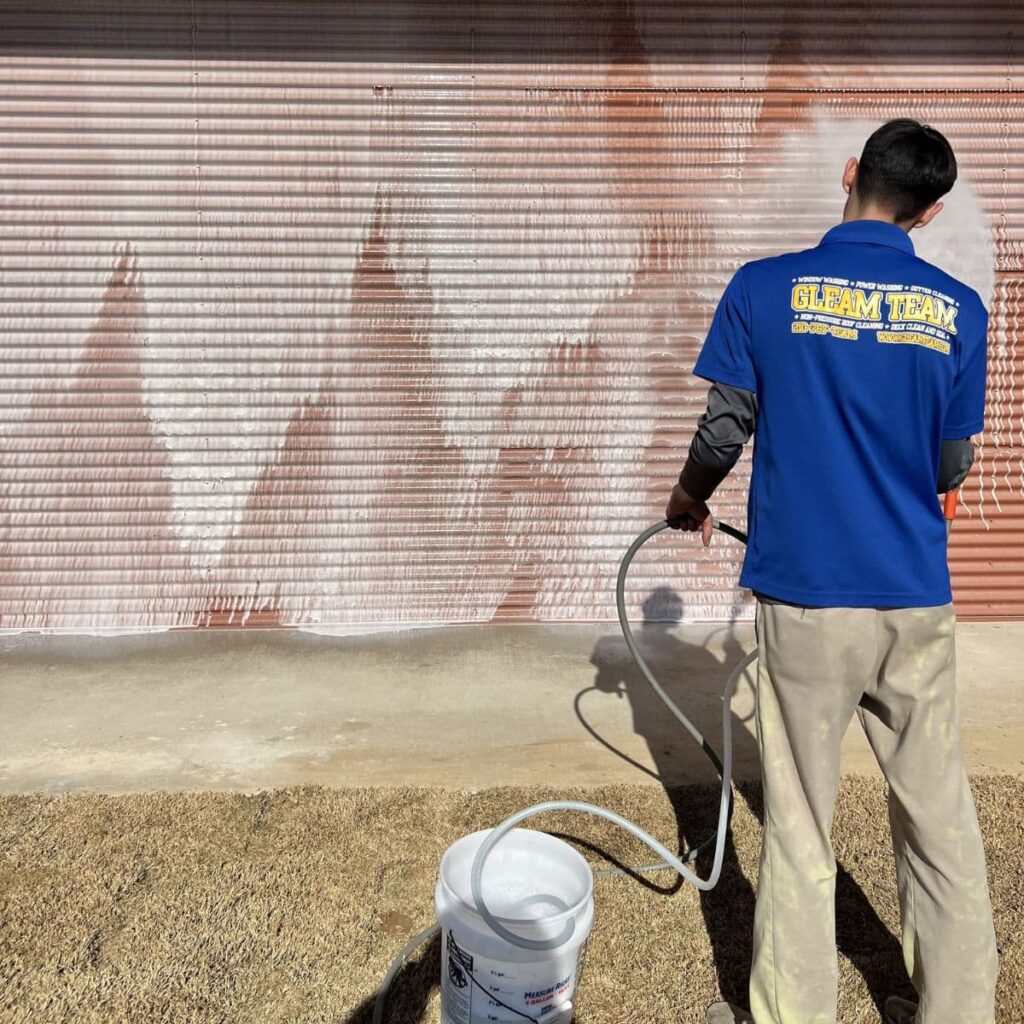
0,9,1021,627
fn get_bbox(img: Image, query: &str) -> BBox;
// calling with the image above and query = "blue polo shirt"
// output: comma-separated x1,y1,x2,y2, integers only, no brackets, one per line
693,219,988,608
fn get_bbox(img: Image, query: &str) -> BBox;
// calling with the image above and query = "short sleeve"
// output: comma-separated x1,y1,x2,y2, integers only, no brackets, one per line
693,266,757,392
943,301,987,439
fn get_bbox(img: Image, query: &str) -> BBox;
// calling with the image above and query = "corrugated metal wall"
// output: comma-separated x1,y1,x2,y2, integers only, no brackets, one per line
0,1,1021,629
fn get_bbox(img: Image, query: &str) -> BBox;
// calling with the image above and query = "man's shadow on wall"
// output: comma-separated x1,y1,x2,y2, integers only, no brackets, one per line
580,586,907,1013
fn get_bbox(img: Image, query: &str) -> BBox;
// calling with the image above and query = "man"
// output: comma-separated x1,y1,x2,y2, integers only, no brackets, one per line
667,120,999,1024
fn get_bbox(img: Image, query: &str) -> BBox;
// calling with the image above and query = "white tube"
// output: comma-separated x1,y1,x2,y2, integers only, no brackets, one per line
373,519,753,1019
468,647,757,951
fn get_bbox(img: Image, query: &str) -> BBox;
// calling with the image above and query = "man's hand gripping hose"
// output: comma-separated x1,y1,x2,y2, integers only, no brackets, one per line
372,517,752,1024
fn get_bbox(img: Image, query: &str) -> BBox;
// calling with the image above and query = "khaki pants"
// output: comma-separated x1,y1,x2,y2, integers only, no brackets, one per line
749,601,998,1024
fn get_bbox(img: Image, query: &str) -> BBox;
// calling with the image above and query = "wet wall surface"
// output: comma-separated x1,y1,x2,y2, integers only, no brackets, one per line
0,2,1021,629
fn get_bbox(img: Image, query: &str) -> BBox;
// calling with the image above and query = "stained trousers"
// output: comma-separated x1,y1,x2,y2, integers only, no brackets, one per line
749,601,998,1024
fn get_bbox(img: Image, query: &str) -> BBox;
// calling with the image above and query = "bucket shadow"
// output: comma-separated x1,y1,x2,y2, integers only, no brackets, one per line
344,928,592,1024
580,587,908,1012
344,930,440,1024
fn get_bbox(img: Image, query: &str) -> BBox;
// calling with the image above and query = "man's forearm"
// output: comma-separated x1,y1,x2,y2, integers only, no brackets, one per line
678,382,757,501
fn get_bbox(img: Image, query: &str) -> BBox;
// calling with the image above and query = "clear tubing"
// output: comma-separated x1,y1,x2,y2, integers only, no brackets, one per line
468,519,752,951
373,518,753,1018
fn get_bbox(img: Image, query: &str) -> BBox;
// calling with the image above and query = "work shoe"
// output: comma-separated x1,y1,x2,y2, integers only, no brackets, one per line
705,1002,754,1024
884,996,919,1024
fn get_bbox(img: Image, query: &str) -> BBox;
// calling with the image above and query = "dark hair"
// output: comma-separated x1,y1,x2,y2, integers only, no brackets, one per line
856,119,957,221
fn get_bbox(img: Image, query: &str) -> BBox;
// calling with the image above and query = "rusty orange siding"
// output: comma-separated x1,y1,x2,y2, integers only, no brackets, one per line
0,2,1021,628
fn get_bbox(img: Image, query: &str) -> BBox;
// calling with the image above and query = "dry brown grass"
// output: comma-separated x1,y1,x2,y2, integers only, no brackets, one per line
0,778,1021,1024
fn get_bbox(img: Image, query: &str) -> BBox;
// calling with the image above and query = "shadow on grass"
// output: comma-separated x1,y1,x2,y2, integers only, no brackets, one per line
351,586,914,1023
583,587,912,1013
346,930,440,1024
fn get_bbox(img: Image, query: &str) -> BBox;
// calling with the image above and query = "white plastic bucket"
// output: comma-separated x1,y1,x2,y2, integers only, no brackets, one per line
435,828,594,1024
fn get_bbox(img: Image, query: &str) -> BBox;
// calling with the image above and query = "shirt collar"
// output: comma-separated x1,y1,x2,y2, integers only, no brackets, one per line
819,219,915,256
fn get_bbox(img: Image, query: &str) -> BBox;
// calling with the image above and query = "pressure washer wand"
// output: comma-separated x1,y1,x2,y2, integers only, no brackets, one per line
944,489,958,539
713,517,748,545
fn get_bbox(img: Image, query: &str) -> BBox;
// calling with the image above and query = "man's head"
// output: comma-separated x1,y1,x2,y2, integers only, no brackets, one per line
842,119,957,230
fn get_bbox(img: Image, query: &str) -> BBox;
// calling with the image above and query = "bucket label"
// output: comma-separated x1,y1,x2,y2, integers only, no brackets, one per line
442,930,474,1024
440,929,581,1024
524,974,571,1013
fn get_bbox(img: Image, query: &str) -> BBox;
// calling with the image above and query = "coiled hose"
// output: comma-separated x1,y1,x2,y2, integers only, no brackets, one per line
372,517,752,1023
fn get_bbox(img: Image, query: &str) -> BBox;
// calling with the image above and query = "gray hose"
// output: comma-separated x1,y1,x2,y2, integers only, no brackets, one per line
468,518,750,950
373,518,752,1019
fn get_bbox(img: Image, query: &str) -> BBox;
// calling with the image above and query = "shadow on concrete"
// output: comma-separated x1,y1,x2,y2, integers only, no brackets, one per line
580,586,909,1013
349,586,911,1022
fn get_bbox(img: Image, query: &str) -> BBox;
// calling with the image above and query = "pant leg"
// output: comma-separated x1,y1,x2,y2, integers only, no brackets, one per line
857,604,998,1024
749,602,875,1024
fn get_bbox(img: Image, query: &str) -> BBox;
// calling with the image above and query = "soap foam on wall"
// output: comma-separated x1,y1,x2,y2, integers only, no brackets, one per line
0,6,1019,630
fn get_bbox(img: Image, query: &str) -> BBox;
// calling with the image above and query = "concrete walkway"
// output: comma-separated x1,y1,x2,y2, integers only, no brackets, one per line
1,621,1021,793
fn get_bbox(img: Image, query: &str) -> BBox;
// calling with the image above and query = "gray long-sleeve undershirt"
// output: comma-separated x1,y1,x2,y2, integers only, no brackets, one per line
678,382,975,502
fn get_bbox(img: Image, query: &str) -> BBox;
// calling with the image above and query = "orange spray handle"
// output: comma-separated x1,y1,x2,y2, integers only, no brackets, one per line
943,490,959,534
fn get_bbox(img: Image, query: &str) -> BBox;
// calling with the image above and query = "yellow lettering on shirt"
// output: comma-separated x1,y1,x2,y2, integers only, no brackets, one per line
885,292,958,334
789,279,959,356
877,331,951,354
791,285,882,321
792,285,957,334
